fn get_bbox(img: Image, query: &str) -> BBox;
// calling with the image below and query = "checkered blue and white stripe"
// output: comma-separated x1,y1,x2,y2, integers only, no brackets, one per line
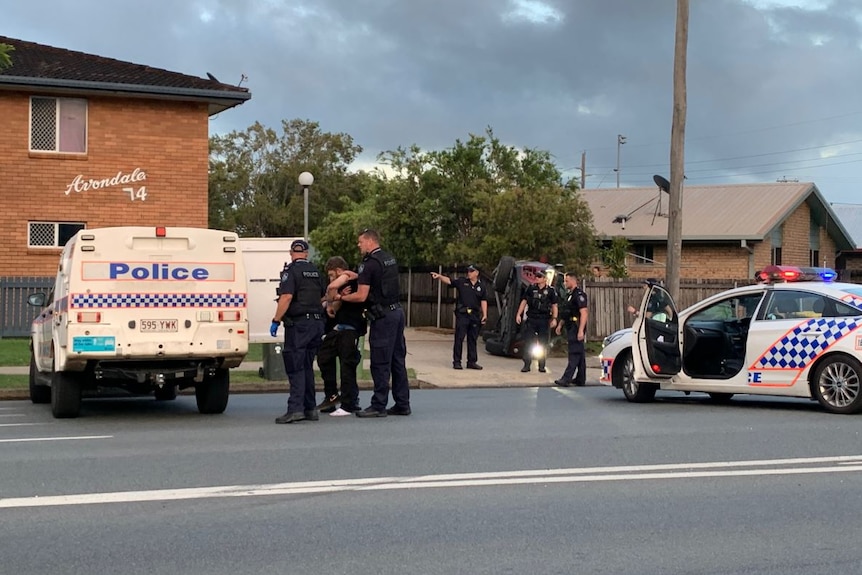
841,294,862,310
71,293,246,308
756,317,862,369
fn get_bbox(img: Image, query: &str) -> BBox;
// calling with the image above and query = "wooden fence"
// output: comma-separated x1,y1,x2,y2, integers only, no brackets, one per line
0,271,753,341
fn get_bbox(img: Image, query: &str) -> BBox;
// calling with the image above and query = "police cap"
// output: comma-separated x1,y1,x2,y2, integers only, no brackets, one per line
290,239,309,252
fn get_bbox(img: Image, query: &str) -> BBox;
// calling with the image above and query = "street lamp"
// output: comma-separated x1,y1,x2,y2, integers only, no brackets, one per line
298,171,314,241
615,134,627,188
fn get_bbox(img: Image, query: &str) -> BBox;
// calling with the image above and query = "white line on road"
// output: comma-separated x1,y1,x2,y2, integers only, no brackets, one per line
0,423,44,427
0,414,25,418
0,435,113,444
1,454,861,509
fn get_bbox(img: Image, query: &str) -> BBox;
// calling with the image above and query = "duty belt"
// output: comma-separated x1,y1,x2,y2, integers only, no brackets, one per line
290,313,323,321
387,303,401,310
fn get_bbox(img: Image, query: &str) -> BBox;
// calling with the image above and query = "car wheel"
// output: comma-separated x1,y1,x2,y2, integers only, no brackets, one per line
494,256,515,293
51,369,82,418
811,355,862,414
154,384,178,401
619,352,657,403
612,350,635,391
29,352,51,404
707,392,734,403
196,368,230,414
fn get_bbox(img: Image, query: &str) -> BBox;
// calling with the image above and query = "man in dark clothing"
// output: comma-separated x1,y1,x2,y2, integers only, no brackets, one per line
317,256,367,416
515,271,559,373
340,228,410,418
431,264,489,370
555,272,589,387
270,239,326,424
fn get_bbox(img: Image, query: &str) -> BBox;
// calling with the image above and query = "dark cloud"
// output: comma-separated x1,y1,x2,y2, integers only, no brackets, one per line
5,0,862,201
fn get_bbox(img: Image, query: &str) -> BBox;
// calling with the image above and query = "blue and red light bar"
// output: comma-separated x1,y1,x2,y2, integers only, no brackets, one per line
756,265,836,283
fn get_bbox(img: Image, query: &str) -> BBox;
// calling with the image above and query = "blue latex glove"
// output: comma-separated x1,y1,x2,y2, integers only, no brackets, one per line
270,321,280,337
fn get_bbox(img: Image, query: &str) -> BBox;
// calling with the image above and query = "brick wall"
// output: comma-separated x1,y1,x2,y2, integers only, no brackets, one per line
623,200,839,279
0,91,209,276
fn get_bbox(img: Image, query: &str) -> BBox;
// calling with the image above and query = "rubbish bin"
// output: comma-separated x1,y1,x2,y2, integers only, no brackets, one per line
261,342,287,380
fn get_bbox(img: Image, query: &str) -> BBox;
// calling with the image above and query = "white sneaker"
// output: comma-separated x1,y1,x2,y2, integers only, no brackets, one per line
329,407,352,417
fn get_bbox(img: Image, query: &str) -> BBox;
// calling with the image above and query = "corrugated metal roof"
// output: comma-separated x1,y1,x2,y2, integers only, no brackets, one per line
830,203,862,249
583,181,855,250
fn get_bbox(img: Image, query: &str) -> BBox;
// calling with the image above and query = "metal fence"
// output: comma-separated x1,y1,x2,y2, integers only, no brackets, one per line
0,276,53,338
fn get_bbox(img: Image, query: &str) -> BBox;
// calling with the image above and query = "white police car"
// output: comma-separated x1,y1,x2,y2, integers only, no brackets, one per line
600,266,862,414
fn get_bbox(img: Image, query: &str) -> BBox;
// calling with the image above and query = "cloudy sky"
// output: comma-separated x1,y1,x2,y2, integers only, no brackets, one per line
5,0,862,203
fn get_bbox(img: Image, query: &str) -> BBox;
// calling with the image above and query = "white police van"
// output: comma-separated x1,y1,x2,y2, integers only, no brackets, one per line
28,226,249,418
601,266,862,414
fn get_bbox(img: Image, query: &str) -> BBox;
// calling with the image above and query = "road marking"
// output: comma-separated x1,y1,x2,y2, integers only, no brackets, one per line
0,414,25,418
1,454,861,509
0,435,112,444
0,423,44,427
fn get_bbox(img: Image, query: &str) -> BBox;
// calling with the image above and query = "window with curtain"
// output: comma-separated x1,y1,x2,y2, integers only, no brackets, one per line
30,97,88,153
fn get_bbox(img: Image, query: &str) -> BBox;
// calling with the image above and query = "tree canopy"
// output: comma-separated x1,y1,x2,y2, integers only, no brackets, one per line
209,122,599,274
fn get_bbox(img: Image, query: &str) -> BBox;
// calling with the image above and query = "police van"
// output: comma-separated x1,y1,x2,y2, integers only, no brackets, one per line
28,226,249,418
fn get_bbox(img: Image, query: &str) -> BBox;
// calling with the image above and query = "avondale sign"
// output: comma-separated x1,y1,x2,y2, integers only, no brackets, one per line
64,168,148,202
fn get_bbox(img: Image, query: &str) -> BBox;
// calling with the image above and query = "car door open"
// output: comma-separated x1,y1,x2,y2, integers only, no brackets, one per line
634,285,680,378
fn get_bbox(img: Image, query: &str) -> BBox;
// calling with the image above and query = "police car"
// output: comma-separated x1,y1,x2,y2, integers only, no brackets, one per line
599,266,862,414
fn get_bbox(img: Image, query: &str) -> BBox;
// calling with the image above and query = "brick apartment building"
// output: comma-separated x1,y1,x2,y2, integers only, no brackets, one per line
0,36,250,277
582,182,856,280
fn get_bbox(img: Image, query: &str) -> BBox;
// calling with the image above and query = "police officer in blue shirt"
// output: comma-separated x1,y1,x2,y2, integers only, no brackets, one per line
554,272,589,387
271,239,326,424
340,228,410,417
431,264,489,370
515,271,559,373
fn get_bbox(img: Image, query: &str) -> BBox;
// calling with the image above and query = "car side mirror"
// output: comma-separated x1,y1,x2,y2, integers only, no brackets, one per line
28,292,46,307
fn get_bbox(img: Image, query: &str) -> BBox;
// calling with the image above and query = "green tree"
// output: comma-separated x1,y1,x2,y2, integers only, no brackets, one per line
208,119,363,236
602,236,630,278
0,43,14,70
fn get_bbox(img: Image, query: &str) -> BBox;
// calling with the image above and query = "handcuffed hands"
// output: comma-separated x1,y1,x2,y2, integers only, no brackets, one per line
270,321,280,337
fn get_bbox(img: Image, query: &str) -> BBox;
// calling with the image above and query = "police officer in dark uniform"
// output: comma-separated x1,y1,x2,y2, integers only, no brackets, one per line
270,239,326,424
430,264,489,370
340,228,410,417
554,272,589,387
515,270,559,373
316,256,367,415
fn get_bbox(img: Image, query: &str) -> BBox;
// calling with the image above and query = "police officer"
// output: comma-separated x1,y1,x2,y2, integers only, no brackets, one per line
515,270,559,373
340,228,410,417
430,264,489,370
316,256,367,415
271,239,326,424
554,272,589,387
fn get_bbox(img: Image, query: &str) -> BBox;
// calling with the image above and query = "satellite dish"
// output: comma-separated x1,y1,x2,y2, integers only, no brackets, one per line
653,175,670,193
206,72,220,82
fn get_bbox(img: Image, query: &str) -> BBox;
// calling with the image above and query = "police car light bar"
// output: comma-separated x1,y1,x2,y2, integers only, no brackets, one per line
757,265,837,283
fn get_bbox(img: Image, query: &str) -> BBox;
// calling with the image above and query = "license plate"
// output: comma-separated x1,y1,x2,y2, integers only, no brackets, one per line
140,319,178,332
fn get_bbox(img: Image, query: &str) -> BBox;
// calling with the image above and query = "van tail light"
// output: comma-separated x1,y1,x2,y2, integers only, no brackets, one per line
77,312,102,323
218,311,241,322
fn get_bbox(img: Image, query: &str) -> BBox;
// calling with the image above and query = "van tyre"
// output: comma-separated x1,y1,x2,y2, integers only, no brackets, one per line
811,355,862,414
196,369,230,414
51,370,82,418
29,353,51,404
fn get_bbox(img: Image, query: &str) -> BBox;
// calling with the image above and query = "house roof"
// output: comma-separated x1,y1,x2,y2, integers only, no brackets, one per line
830,203,862,249
0,36,250,115
582,181,856,251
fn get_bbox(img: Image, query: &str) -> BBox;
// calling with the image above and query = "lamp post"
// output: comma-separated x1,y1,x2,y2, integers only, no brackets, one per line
615,134,626,188
298,171,314,241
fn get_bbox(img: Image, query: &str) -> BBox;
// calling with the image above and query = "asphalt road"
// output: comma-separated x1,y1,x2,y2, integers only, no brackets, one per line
2,387,862,575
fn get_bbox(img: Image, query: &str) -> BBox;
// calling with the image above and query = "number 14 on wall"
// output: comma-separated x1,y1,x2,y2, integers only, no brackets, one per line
122,186,148,201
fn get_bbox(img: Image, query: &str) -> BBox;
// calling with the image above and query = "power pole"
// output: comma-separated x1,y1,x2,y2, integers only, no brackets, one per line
615,134,626,188
666,0,689,302
580,151,587,189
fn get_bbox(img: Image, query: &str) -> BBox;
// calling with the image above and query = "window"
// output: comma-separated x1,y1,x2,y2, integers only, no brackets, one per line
30,97,87,153
28,222,85,248
810,250,820,267
762,290,859,320
690,293,765,322
771,247,782,266
634,245,654,265
771,226,782,265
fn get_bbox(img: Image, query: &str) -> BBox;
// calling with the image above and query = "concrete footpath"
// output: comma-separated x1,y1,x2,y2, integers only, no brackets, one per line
0,328,603,397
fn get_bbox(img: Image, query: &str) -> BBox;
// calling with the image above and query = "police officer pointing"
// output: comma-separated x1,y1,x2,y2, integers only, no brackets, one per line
431,264,488,370
555,272,589,387
340,228,411,417
516,270,559,373
271,239,326,424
